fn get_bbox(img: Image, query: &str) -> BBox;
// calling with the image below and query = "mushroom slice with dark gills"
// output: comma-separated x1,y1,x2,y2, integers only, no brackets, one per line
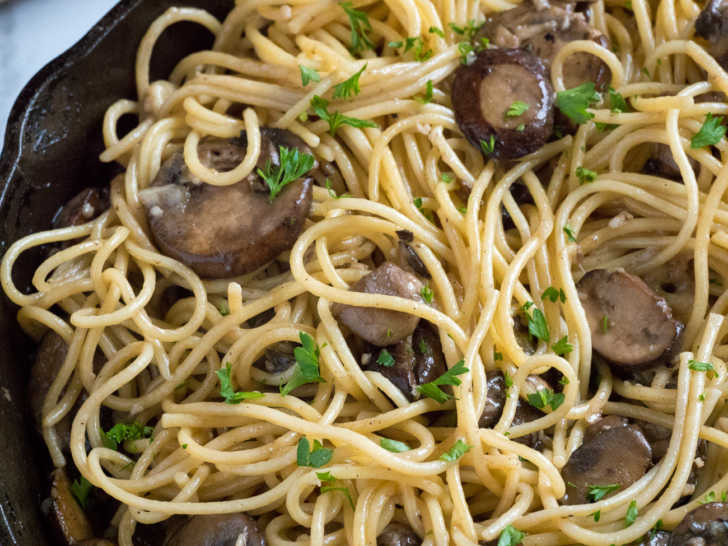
377,523,422,546
452,49,554,159
48,468,94,544
139,129,314,279
476,1,611,90
561,418,652,504
577,269,682,369
364,321,447,401
670,502,728,546
696,0,728,69
164,514,266,546
333,262,424,346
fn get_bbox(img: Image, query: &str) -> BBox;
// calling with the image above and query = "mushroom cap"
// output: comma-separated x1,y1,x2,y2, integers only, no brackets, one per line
377,523,422,546
577,269,682,368
452,48,554,159
164,514,266,546
140,129,313,279
332,262,424,346
670,502,728,546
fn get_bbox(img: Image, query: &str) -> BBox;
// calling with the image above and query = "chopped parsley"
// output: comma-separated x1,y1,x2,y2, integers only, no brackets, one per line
402,36,433,62
691,113,726,148
480,135,496,155
440,439,472,462
556,83,601,125
541,287,566,303
551,336,573,356
588,483,620,502
297,437,333,467
564,225,577,243
494,350,503,361
317,471,355,508
576,166,597,184
310,95,378,136
649,520,664,538
701,491,717,504
559,375,570,385
216,363,264,404
497,524,526,546
218,302,229,316
416,80,434,104
608,87,630,112
280,332,325,395
71,476,93,509
448,19,483,40
601,315,610,333
506,101,530,118
418,339,431,355
340,2,374,55
625,500,638,527
428,26,445,37
102,422,153,450
300,65,320,87
522,303,550,342
421,285,434,303
592,511,601,522
527,388,564,411
689,359,717,378
325,179,349,199
257,145,315,202
416,360,469,403
440,172,454,183
381,438,410,452
333,64,367,99
458,41,475,64
376,348,395,367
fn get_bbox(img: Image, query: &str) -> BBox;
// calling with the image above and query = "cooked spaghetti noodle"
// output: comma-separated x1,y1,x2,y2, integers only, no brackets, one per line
3,0,728,544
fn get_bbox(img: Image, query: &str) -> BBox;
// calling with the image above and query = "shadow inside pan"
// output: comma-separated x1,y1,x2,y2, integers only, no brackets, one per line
0,1,232,543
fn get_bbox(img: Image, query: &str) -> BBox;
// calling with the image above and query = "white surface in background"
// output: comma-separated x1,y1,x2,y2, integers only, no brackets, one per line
0,0,118,148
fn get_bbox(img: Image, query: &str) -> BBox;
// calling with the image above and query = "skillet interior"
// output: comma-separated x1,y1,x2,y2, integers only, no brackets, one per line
0,0,232,543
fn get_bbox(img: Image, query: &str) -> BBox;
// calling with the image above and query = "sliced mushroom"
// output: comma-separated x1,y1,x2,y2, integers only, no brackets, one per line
642,143,700,182
49,468,94,544
583,415,629,443
333,262,424,346
364,321,447,401
577,269,682,368
629,531,671,546
476,1,610,90
140,129,314,279
253,342,297,374
395,231,431,279
53,188,109,229
452,48,554,159
641,253,694,326
696,0,728,69
561,419,652,504
670,502,728,545
164,514,266,546
377,523,422,546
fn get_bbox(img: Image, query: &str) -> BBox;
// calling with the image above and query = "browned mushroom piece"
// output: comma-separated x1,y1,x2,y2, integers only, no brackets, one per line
576,269,682,369
476,1,611,90
364,321,447,401
628,531,671,546
642,143,700,182
53,187,109,229
253,342,297,374
395,231,431,279
164,514,266,546
561,419,652,504
478,371,545,449
641,254,694,326
452,49,554,159
583,415,629,443
670,502,728,545
48,468,94,544
696,0,728,69
377,523,422,546
139,129,314,279
332,262,424,346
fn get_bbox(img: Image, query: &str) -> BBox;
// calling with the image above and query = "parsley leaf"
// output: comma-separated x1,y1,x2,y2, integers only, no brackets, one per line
297,437,333,467
311,95,378,136
576,166,597,184
701,491,717,504
564,225,577,242
551,336,573,356
428,26,445,37
70,476,93,509
381,438,410,452
458,41,475,64
506,101,529,118
280,332,325,395
325,179,349,199
300,65,320,87
218,302,229,316
601,315,610,333
440,439,472,462
448,19,483,40
480,135,496,155
608,87,630,112
588,483,620,502
416,80,434,104
421,285,433,303
497,524,526,546
102,422,153,450
556,83,601,125
625,500,638,527
333,64,367,99
440,172,454,183
216,363,264,404
376,349,395,367
401,36,433,62
541,287,566,303
257,145,315,202
494,350,503,361
416,360,469,403
527,388,564,411
691,113,726,148
593,511,601,522
317,471,355,509
689,359,717,377
340,2,374,55
522,304,550,342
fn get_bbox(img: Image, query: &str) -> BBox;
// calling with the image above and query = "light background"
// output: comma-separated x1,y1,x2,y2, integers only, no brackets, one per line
0,0,118,150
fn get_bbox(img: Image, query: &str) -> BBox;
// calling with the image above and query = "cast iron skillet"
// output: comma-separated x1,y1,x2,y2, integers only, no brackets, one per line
0,1,232,543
